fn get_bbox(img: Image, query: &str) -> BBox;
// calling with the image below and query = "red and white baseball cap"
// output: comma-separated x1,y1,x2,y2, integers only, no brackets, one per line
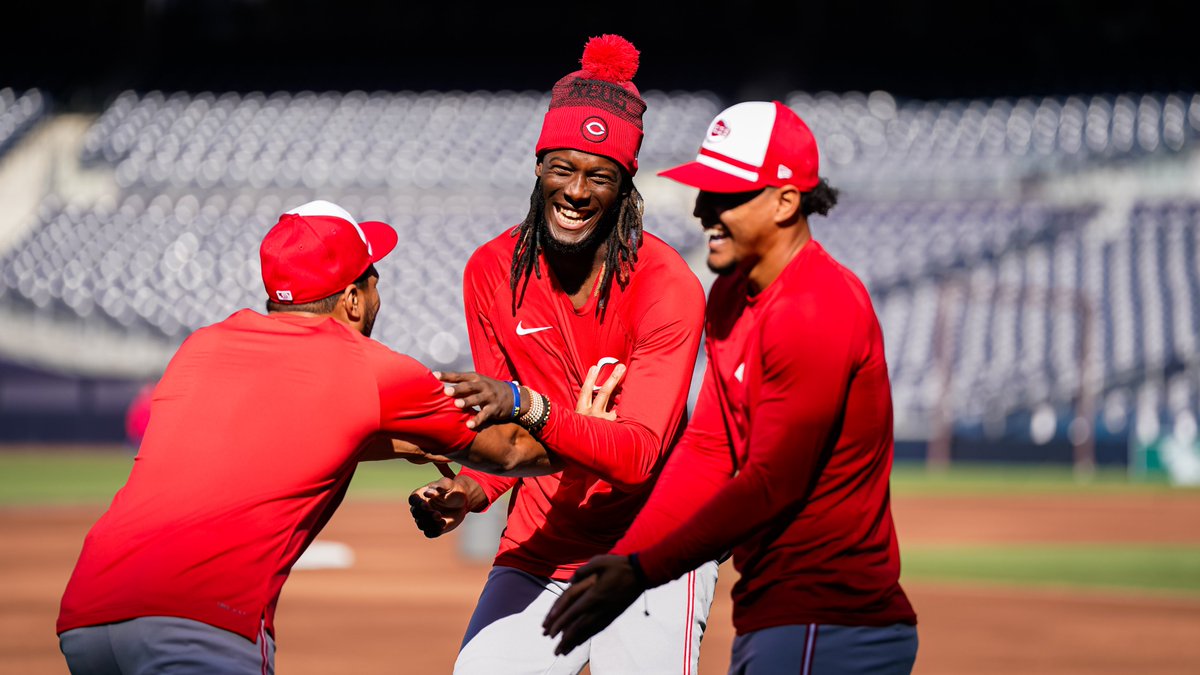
659,101,820,193
259,200,398,304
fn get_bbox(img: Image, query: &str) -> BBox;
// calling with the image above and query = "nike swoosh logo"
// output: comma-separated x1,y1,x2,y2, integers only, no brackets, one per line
516,321,553,336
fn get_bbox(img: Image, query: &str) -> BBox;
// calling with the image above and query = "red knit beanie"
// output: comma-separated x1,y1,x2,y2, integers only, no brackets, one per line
535,34,646,175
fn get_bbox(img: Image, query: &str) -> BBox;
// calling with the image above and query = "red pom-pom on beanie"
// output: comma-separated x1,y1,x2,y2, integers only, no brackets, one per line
580,34,640,83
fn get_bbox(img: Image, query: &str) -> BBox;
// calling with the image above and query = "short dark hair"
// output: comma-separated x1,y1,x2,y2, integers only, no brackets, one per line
801,178,839,217
266,264,377,314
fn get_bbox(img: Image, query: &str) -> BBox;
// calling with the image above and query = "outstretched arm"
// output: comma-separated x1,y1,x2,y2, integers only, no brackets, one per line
435,364,626,475
406,367,624,537
627,307,859,587
370,412,560,477
450,423,559,476
438,296,703,489
358,434,454,463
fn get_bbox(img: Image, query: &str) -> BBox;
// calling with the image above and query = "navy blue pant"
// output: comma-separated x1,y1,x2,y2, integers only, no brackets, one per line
729,622,917,675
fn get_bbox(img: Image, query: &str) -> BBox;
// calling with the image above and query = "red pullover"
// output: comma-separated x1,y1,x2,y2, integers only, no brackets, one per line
615,240,916,633
459,228,705,579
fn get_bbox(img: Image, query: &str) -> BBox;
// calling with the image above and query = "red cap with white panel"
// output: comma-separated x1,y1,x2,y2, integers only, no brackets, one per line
658,101,820,193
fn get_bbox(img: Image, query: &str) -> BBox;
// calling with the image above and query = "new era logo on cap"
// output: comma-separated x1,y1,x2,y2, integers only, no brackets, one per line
259,199,399,305
658,101,820,193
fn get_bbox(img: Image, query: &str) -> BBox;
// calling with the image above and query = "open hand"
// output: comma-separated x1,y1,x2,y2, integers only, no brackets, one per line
575,363,626,420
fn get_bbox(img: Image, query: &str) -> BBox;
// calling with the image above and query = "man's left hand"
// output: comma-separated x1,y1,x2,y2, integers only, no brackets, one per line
542,554,643,655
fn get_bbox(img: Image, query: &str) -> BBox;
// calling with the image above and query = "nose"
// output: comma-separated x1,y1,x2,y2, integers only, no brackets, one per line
564,173,590,205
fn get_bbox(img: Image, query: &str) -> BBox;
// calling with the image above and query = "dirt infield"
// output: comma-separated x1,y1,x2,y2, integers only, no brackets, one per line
4,493,1199,674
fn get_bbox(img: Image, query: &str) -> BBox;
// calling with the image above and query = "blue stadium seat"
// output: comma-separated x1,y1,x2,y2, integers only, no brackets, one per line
2,87,1197,443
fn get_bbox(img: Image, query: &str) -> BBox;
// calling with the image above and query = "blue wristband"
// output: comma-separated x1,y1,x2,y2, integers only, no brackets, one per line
508,381,521,419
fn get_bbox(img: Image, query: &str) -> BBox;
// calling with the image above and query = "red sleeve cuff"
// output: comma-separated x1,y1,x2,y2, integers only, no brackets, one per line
629,541,681,588
457,467,515,510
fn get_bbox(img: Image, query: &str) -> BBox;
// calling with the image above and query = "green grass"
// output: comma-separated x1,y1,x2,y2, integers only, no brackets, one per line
0,449,135,505
1,450,1191,504
347,460,457,498
5,448,1199,594
890,461,1183,496
902,544,1200,594
0,448,450,505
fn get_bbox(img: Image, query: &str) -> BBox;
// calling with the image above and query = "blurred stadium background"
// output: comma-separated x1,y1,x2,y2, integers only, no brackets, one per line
1,2,1198,674
1,0,1197,480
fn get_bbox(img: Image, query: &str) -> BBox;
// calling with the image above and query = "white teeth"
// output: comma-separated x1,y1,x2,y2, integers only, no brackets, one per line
705,227,728,241
556,206,586,223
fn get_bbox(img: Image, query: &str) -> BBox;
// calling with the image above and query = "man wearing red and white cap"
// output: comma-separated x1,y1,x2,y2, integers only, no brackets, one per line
56,200,550,675
407,35,716,674
544,102,920,674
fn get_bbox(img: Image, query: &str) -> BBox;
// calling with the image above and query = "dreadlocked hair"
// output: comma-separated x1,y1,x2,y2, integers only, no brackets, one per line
509,177,644,316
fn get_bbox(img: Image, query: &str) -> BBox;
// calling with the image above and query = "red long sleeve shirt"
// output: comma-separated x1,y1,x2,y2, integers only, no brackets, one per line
59,310,477,641
459,229,704,579
614,240,916,633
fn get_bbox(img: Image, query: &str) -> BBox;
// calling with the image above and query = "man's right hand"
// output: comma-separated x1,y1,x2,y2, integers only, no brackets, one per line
575,363,626,420
408,475,484,538
435,371,518,430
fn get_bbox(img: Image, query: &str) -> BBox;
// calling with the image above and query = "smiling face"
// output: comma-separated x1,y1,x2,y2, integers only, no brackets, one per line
535,149,624,254
693,188,776,275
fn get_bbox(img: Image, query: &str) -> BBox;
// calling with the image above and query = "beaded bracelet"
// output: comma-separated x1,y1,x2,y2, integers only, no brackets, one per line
507,381,521,419
529,395,550,435
516,389,551,434
517,389,542,426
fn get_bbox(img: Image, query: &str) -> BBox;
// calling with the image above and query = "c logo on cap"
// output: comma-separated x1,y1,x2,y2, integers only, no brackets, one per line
581,116,608,143
708,119,731,142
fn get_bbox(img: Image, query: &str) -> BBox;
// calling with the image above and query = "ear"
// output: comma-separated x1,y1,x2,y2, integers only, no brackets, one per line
341,284,363,321
773,185,802,224
535,160,544,179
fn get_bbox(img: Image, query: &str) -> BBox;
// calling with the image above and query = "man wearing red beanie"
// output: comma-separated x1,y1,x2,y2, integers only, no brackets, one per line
56,200,552,675
544,102,919,673
409,35,717,674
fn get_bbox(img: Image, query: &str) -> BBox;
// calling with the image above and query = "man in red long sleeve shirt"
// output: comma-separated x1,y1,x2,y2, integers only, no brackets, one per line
544,101,918,674
56,200,551,675
407,36,717,674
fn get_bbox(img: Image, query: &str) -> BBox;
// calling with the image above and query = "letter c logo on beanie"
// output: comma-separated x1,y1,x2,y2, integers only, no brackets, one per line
581,116,609,142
